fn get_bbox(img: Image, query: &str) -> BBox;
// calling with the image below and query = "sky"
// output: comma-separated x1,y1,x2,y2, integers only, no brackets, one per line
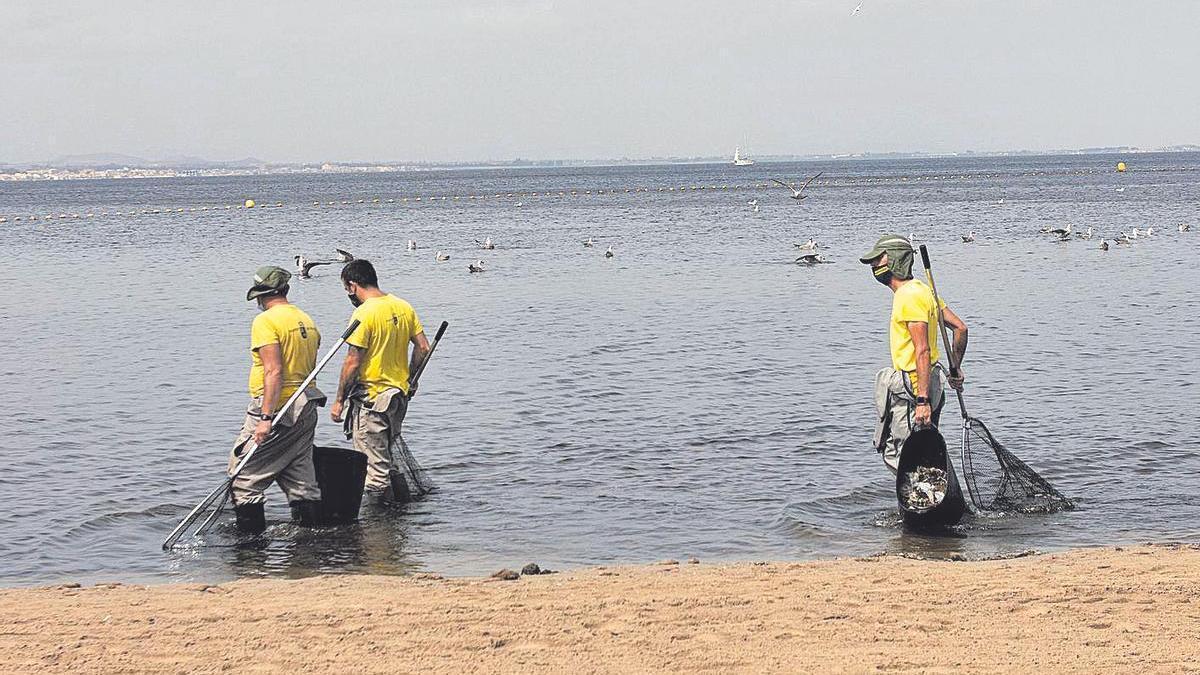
2,1,1198,164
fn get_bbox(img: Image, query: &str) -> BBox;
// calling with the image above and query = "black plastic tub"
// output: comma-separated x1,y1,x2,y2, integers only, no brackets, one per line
313,446,367,525
895,427,968,530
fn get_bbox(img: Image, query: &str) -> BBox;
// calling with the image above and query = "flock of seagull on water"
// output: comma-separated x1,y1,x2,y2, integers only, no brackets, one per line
291,168,1192,277
293,236,617,278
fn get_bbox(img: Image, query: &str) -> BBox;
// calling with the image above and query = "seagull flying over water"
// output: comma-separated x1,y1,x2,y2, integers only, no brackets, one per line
772,172,823,201
1047,223,1072,237
334,248,355,262
795,252,827,265
852,2,863,15
294,255,332,278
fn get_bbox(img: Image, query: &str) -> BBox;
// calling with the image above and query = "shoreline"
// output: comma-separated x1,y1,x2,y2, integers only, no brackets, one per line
3,545,1197,673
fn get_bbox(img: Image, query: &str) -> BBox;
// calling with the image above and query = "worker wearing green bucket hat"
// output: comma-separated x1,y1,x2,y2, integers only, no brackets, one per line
228,265,327,533
860,236,969,473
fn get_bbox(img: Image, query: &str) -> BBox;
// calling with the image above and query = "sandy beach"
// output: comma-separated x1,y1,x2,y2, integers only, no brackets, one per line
2,545,1198,673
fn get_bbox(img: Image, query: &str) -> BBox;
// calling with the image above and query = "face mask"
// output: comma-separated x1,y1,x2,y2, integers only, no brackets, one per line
347,292,363,307
873,265,893,286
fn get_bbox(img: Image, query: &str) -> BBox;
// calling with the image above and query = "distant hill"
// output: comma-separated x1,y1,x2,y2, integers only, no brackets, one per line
41,154,268,169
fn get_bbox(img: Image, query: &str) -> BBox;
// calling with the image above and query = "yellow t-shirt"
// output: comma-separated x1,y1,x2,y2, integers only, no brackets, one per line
346,294,424,399
248,303,321,401
890,279,946,390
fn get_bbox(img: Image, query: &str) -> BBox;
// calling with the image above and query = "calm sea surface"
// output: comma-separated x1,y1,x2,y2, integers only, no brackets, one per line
0,153,1196,586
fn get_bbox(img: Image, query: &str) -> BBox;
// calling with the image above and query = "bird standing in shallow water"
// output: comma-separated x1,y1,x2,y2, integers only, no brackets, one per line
407,240,417,251
604,246,614,259
1100,240,1110,251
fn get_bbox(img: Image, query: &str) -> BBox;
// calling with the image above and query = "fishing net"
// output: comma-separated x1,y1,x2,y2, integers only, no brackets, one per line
394,435,434,496
960,416,1073,513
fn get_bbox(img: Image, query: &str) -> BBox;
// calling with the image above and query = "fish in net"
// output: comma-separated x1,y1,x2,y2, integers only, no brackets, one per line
960,417,1073,513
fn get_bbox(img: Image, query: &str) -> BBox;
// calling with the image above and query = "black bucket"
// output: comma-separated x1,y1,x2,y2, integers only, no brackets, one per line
313,446,367,525
895,427,967,530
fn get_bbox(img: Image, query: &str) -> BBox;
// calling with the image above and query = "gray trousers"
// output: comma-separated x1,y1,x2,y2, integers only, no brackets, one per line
872,368,945,474
346,388,409,493
228,391,324,505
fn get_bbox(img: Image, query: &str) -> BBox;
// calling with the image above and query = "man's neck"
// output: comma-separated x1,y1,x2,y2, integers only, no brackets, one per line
261,296,289,310
888,277,912,293
360,287,386,300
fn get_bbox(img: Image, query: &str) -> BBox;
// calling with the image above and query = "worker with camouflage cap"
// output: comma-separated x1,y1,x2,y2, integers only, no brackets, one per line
860,236,969,473
228,265,327,533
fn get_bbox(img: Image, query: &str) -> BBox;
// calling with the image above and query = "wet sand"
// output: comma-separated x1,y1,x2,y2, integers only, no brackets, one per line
2,545,1198,673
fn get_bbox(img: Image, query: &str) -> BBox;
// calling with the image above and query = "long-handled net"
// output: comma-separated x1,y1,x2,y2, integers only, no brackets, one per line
394,435,434,496
960,416,1073,513
918,245,1073,514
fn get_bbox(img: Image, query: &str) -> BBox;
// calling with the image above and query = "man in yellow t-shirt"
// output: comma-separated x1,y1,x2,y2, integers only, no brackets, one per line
330,259,431,501
228,266,326,533
860,236,969,473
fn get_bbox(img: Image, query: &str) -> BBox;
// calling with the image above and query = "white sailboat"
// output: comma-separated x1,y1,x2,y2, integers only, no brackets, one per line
732,147,754,166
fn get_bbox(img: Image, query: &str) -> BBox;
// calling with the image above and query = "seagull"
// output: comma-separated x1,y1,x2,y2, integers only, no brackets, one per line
407,240,418,251
1180,223,1191,232
1099,240,1109,251
772,172,823,201
604,246,615,259
468,260,486,273
334,248,355,262
747,199,758,206
294,255,332,279
476,237,495,250
752,204,760,213
1131,227,1141,238
515,201,523,207
852,2,863,14
435,251,450,262
961,231,976,243
794,238,819,251
1144,227,1154,237
1047,224,1072,237
583,237,595,248
1077,226,1094,240
1116,235,1133,245
795,252,826,265
1054,232,1072,243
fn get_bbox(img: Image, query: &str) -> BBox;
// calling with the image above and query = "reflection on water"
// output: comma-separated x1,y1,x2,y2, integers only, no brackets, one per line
1,153,1198,586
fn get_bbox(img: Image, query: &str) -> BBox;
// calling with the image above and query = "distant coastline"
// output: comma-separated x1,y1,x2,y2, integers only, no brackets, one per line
2,145,1197,182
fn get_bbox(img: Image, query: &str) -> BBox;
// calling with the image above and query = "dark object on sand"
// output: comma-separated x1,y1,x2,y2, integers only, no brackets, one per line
313,446,367,524
918,245,1073,515
895,427,967,529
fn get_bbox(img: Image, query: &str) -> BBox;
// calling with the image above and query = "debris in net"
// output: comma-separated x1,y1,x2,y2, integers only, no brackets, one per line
900,466,949,510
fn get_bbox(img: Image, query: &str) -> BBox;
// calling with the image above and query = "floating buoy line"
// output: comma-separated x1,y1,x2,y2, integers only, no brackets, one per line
0,165,1186,225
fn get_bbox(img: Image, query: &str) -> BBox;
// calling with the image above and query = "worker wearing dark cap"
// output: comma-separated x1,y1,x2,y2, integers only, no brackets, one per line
229,265,326,533
860,236,968,473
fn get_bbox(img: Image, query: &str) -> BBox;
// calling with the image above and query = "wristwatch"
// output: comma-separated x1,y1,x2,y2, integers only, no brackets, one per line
914,396,930,406
257,413,273,421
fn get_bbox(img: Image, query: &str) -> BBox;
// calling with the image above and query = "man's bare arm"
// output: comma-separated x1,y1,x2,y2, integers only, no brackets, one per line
409,331,431,376
908,321,933,399
254,343,283,444
941,306,969,366
330,346,364,422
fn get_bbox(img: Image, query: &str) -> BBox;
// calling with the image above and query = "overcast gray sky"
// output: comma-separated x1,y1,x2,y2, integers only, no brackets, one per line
3,1,1197,163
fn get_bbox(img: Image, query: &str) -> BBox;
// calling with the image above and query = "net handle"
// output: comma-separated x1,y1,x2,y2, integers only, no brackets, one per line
918,245,969,420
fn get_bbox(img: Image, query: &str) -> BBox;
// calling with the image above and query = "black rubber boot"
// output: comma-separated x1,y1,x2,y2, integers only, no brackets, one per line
290,499,324,527
234,502,266,535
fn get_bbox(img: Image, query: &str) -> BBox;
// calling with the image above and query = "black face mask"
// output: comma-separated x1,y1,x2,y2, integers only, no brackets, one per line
347,292,363,307
873,265,893,286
